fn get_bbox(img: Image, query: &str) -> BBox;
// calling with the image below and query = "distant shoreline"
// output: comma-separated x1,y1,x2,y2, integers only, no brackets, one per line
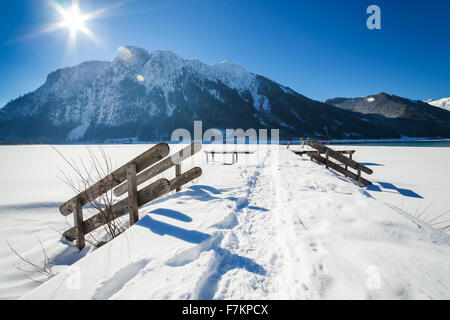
322,138,450,147
1,137,450,146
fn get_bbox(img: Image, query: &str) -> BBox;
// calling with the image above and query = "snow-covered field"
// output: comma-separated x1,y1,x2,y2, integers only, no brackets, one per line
340,145,450,231
0,144,449,300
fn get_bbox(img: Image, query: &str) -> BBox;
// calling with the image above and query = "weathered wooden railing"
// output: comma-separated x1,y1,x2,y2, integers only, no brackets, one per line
60,142,202,250
204,151,255,164
304,141,373,186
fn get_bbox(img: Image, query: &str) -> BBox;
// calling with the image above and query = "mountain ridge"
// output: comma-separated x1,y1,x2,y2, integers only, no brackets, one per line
325,92,450,138
1,46,449,143
426,97,450,112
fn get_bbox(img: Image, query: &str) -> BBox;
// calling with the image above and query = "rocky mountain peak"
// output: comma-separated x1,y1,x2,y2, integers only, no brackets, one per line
114,45,151,69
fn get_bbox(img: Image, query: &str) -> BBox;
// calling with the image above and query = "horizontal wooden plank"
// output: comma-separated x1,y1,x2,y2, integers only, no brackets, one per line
307,141,373,175
293,150,355,156
114,142,202,197
63,167,203,242
63,178,171,241
311,152,372,186
59,142,170,216
204,151,255,154
168,166,202,192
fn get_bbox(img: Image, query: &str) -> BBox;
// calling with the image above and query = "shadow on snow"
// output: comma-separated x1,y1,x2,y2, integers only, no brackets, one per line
366,182,423,199
136,215,211,244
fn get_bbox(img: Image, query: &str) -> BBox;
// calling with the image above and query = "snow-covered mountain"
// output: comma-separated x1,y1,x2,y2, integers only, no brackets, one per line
426,97,450,112
0,46,449,143
326,93,450,138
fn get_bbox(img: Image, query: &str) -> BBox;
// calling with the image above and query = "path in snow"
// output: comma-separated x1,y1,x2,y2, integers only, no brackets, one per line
21,147,450,299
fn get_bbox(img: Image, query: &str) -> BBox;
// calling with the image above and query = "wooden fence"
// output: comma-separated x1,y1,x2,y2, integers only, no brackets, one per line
204,150,255,164
304,141,373,186
60,142,202,250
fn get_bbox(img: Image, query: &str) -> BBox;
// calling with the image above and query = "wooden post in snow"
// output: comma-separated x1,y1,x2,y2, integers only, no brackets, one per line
127,163,139,226
175,164,181,192
74,198,85,250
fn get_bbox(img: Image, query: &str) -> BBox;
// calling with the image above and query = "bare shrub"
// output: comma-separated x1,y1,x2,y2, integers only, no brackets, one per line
424,210,450,233
7,237,55,283
52,145,127,245
412,204,450,234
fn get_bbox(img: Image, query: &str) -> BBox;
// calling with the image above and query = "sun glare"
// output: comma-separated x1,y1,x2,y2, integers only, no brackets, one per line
9,0,128,52
42,0,101,46
61,5,86,33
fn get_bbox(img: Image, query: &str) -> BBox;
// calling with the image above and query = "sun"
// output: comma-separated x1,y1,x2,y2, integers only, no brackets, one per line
11,0,126,50
60,5,86,33
44,0,100,44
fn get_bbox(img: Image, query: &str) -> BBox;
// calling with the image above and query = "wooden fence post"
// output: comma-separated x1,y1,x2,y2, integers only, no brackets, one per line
175,164,181,192
346,153,352,170
74,198,85,250
357,168,361,187
325,149,329,169
127,163,139,226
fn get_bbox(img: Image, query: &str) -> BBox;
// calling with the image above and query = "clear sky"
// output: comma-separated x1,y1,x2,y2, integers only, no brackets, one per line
1,0,449,108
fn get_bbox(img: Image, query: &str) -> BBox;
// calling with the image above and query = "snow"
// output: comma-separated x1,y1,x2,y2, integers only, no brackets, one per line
5,47,300,133
66,122,89,141
208,89,224,103
280,85,295,95
252,92,270,112
1,144,448,300
342,146,450,232
426,97,450,111
366,97,375,103
17,47,274,129
139,49,265,112
210,60,256,92
114,46,150,69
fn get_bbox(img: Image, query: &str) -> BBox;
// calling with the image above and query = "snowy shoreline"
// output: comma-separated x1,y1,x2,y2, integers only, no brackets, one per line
2,137,450,146
0,144,449,299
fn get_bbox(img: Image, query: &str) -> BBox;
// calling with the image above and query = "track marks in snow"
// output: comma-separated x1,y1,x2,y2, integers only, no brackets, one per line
92,258,151,300
131,159,272,300
92,151,367,300
208,150,310,299
159,153,272,299
166,233,223,267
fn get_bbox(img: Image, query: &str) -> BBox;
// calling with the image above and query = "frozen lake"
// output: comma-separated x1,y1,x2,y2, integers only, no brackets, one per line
0,144,449,299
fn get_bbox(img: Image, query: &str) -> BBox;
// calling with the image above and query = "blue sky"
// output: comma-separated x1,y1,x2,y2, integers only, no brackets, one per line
1,0,449,107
